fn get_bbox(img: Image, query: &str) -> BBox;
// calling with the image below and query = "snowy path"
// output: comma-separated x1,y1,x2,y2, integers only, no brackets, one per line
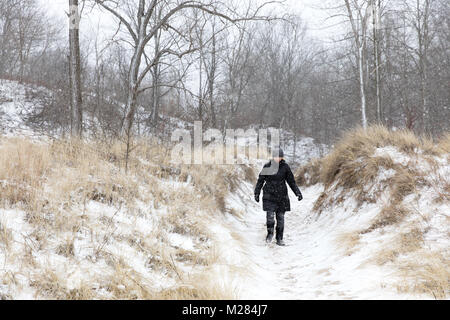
229,183,354,299
226,181,412,300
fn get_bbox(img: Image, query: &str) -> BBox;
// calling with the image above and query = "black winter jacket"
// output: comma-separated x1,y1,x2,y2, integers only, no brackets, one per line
254,159,302,212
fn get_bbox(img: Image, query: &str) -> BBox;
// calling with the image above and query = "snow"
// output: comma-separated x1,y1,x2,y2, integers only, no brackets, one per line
1,145,448,299
224,183,393,299
167,233,195,251
282,135,329,165
2,139,447,299
374,146,410,166
0,80,48,137
1,79,448,299
220,180,443,299
217,144,450,299
0,172,205,299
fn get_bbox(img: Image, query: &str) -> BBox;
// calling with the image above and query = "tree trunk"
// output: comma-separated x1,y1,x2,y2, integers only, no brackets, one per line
151,67,160,125
209,27,217,128
151,29,161,125
358,45,368,129
344,0,368,129
122,84,139,137
69,0,83,137
121,45,143,137
198,56,204,121
372,0,382,123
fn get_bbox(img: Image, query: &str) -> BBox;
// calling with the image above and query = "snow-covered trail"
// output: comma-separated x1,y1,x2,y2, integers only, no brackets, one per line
227,183,353,300
242,185,348,299
225,180,416,300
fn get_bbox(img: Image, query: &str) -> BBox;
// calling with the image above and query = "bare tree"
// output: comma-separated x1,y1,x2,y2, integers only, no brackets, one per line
194,10,229,129
371,0,382,123
93,0,279,138
221,21,255,130
343,0,371,129
0,0,20,77
150,25,162,124
0,0,59,82
403,0,435,133
69,0,83,137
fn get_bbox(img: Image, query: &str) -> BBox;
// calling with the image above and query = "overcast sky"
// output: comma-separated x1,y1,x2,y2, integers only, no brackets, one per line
39,0,345,96
41,0,343,44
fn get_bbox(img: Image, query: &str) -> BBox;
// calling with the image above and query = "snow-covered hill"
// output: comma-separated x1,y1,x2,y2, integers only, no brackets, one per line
290,127,450,299
0,80,49,137
213,126,449,299
1,80,447,300
0,79,329,165
0,137,262,299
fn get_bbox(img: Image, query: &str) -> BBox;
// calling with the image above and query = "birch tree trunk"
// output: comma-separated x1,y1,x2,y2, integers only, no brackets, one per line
372,0,382,123
344,0,368,129
121,42,144,137
208,27,217,128
151,29,161,125
69,0,83,137
358,45,368,129
418,0,431,133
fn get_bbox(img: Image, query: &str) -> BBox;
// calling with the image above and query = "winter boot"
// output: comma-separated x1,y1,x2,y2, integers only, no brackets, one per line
266,228,274,243
276,239,285,246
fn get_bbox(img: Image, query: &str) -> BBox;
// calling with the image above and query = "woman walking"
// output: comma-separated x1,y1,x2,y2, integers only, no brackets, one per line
254,148,303,246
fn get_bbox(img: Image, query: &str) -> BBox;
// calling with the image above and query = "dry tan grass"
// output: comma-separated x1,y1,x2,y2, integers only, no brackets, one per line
335,231,360,256
396,251,449,299
149,260,239,300
0,136,254,300
181,157,254,217
437,133,450,154
313,155,398,214
361,204,410,234
298,126,444,189
390,171,416,203
295,158,322,187
303,125,448,214
30,269,74,300
319,126,438,187
0,139,49,207
369,226,424,266
0,222,12,250
154,282,236,300
366,223,449,299
299,126,449,299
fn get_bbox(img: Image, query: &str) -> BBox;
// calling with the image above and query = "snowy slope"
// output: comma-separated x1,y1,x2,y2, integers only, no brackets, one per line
2,80,446,300
281,131,329,166
225,183,399,299
225,182,436,299
220,131,449,300
0,134,447,299
0,80,47,137
0,137,262,299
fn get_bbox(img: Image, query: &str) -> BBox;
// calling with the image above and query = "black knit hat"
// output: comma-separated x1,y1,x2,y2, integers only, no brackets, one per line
272,148,284,158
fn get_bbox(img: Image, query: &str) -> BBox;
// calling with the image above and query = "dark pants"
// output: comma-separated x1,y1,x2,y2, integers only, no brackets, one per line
266,211,285,241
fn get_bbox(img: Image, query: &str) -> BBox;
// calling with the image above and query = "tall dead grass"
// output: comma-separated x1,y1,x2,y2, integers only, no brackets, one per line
295,126,449,299
296,126,446,187
296,125,448,213
0,136,254,300
438,133,450,154
396,251,449,299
